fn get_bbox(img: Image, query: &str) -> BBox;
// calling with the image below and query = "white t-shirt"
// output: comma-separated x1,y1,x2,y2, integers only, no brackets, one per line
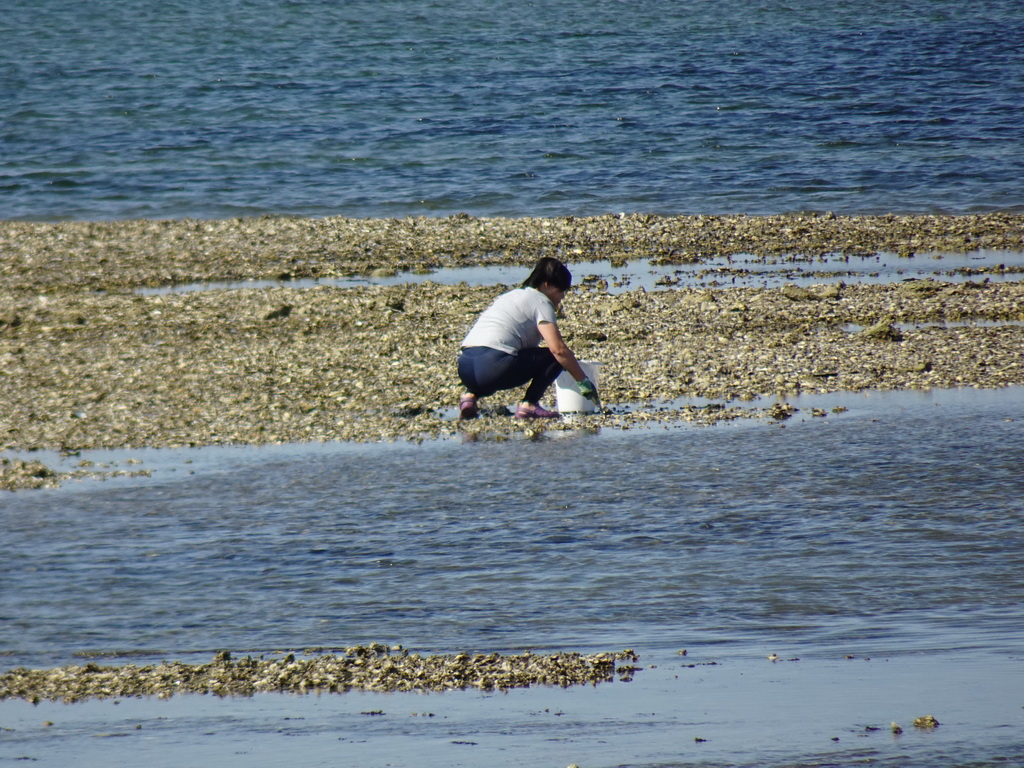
461,287,557,355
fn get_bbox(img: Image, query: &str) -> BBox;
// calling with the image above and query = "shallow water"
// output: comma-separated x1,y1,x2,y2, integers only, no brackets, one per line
2,652,1021,768
2,387,1022,766
137,249,1024,296
3,387,1022,665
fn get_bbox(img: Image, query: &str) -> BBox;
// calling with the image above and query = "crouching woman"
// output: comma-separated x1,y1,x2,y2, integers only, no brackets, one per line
457,257,599,419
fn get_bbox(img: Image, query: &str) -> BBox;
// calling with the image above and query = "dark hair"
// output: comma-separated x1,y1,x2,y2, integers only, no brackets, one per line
521,257,572,292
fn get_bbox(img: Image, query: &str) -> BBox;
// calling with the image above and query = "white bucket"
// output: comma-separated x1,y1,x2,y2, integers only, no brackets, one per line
555,361,602,413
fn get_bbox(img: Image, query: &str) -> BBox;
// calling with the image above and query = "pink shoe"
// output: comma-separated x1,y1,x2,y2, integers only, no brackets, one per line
459,395,479,420
515,403,559,419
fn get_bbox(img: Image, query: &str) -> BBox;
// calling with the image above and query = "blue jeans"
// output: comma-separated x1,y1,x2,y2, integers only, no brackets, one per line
458,346,563,404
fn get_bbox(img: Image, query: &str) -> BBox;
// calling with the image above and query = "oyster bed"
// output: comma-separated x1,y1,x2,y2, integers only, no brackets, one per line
2,211,1023,293
2,212,1024,488
0,646,641,703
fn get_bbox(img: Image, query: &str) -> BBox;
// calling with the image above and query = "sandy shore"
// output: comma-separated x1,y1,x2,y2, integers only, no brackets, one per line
3,212,1024,488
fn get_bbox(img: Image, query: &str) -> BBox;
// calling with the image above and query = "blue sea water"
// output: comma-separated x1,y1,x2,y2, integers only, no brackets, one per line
3,0,1024,222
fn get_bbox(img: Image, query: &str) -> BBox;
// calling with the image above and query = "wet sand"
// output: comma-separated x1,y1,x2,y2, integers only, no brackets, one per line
3,212,1024,488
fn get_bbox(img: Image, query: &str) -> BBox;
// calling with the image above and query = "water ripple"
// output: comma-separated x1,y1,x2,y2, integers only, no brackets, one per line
3,0,1023,220
2,388,1022,667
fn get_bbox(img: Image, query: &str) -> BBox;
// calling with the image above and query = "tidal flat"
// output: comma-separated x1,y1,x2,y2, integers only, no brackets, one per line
2,212,1023,489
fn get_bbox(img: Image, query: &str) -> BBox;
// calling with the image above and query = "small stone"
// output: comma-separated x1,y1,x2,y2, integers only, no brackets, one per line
782,284,818,302
860,319,903,341
264,305,292,321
